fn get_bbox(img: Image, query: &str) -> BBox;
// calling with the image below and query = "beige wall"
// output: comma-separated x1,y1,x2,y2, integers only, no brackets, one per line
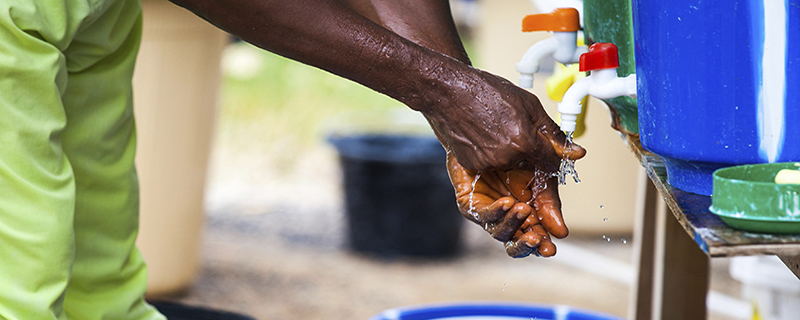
475,0,641,235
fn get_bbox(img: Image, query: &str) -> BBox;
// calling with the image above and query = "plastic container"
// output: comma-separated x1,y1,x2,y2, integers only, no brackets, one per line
710,162,800,233
631,0,800,195
369,303,624,320
729,256,800,320
329,135,463,257
133,0,228,297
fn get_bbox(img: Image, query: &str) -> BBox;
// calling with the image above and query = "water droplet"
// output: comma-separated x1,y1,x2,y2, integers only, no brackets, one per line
603,218,608,222
621,238,627,244
600,205,604,209
502,283,507,292
606,237,611,242
602,235,607,240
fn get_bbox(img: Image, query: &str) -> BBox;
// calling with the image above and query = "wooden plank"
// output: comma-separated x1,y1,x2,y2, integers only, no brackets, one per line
621,135,800,258
778,255,800,280
651,200,709,320
628,170,659,320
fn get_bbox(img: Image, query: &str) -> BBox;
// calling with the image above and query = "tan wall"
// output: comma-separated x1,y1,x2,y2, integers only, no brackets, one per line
475,0,641,235
133,0,227,297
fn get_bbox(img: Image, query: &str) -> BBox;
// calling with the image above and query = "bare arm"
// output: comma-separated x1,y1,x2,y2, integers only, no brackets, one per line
336,0,470,65
169,0,583,171
169,0,586,257
170,0,449,112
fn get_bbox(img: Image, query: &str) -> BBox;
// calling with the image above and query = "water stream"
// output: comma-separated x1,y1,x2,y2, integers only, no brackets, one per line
467,172,482,220
555,131,580,185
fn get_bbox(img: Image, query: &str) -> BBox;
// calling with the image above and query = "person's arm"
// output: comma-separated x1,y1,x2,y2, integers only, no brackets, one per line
334,1,569,257
169,0,583,173
335,0,470,65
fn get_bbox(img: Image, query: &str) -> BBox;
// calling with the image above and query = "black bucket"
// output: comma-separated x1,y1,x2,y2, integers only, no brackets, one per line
329,135,463,257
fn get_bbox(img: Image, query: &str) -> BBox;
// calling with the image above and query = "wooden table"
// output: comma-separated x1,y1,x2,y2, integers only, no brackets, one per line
621,135,800,320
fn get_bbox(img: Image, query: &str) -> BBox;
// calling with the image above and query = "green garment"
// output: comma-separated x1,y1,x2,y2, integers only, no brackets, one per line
0,0,164,319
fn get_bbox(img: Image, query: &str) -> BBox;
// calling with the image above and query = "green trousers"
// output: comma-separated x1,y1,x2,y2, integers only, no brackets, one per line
0,0,164,319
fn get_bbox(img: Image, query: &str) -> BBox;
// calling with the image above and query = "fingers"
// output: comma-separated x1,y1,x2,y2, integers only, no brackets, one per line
447,149,568,258
538,240,557,257
518,226,543,248
485,202,532,242
505,239,534,258
505,224,557,258
542,130,587,160
526,225,557,257
534,177,569,239
457,195,515,224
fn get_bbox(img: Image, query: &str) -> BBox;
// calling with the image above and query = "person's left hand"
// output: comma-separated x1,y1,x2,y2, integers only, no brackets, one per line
446,152,568,258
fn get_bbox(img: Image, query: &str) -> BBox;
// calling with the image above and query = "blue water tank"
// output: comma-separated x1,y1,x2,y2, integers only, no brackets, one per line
632,0,800,195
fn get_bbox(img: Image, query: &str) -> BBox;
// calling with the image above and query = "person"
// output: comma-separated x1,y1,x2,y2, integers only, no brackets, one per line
0,0,585,319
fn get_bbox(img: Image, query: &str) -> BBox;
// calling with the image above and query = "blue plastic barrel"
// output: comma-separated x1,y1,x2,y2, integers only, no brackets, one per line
369,303,624,320
631,0,800,195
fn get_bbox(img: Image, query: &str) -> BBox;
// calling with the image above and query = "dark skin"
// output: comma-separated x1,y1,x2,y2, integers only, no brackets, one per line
337,1,580,256
169,0,586,257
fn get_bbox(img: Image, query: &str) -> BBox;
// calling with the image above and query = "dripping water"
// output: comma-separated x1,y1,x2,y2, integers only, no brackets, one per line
468,172,482,219
555,131,580,185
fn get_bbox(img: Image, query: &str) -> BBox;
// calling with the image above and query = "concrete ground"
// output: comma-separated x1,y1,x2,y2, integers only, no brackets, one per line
149,38,747,320
156,141,741,320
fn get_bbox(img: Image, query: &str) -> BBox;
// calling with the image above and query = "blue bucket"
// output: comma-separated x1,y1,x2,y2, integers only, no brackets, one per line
368,303,624,320
632,0,800,195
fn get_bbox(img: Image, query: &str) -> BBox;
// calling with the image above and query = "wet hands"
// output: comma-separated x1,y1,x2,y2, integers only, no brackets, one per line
415,64,584,173
446,151,575,258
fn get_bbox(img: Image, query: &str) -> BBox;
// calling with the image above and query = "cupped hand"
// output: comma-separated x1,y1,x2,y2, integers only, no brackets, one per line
446,152,571,258
415,63,585,172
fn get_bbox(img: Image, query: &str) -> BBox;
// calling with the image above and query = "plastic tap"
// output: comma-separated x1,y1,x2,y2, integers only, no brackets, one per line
516,8,587,88
558,43,637,133
546,63,589,138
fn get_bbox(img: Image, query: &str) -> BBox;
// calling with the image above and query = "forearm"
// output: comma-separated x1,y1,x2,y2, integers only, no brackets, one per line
337,0,471,65
169,0,454,111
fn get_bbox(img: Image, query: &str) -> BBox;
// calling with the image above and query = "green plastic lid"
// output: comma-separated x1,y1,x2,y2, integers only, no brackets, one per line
710,162,800,234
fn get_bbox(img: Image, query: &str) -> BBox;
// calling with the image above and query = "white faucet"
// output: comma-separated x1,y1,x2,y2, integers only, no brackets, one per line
558,43,637,133
516,8,585,88
517,32,587,88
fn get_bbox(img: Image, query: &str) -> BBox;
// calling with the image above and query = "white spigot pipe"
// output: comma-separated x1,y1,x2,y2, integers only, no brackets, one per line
516,32,586,88
557,68,637,132
517,37,558,88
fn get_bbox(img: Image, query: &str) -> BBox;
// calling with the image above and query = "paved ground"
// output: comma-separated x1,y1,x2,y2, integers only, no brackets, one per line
149,43,744,318
171,212,633,319
153,142,740,320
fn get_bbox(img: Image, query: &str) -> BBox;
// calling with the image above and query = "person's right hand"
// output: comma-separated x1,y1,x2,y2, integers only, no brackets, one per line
412,62,585,173
446,152,571,258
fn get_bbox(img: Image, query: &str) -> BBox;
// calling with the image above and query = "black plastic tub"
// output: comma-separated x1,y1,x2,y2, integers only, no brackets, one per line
329,135,463,258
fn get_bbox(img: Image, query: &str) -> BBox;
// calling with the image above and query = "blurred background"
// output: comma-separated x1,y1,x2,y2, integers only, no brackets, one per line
129,1,781,319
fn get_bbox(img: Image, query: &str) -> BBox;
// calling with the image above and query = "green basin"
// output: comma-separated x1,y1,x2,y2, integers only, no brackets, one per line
710,163,800,234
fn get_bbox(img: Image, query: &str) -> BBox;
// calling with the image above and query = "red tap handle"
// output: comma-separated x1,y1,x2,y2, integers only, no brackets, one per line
579,43,620,71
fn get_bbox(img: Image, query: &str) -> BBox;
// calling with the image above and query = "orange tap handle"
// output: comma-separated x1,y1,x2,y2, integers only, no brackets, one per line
522,8,580,32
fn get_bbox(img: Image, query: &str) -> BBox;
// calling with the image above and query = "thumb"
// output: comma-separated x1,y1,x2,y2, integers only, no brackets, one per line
540,128,586,160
